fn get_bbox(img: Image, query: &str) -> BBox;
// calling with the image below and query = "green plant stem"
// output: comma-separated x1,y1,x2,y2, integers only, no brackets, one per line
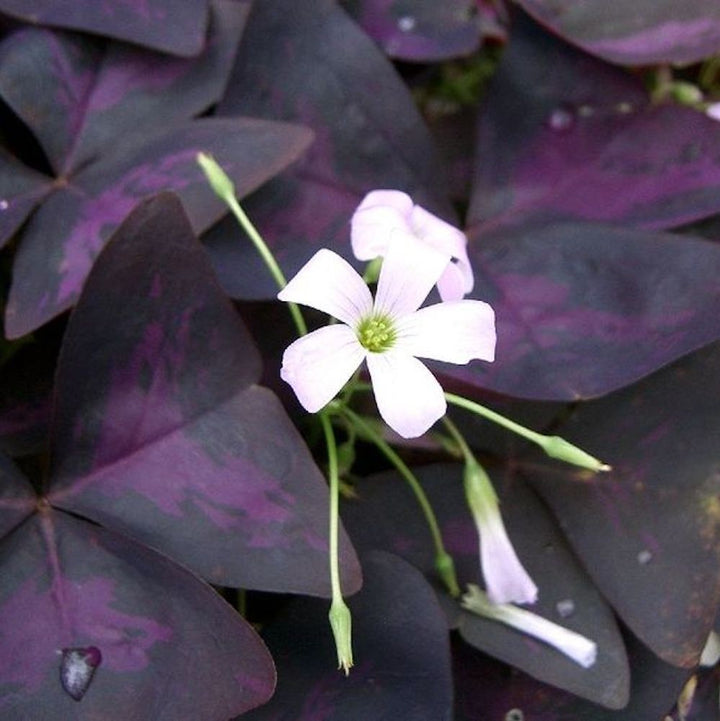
444,393,610,473
196,152,307,336
320,411,343,600
336,405,460,597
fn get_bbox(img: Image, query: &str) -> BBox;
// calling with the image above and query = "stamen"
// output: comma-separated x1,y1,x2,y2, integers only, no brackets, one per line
356,313,397,352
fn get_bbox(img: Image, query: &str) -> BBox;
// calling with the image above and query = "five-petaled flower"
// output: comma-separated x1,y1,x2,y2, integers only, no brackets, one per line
351,190,474,302
278,236,496,439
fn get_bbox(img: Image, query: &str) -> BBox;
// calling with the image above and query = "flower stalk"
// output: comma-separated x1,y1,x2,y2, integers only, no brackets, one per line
445,393,611,473
320,410,354,674
461,584,597,668
196,152,307,336
337,404,460,597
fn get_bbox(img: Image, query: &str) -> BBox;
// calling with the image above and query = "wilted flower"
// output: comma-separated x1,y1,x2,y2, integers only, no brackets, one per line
462,585,597,668
278,237,495,438
351,189,474,301
464,460,538,605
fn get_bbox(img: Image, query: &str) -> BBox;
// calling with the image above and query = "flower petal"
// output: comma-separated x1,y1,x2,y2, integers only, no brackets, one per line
397,300,496,364
280,325,365,412
373,232,450,319
278,249,372,326
479,509,538,605
366,351,446,438
409,205,474,298
351,190,413,260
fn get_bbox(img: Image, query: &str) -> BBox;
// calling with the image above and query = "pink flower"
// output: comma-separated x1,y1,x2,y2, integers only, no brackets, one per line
464,461,538,606
351,190,474,301
278,238,495,439
707,102,720,122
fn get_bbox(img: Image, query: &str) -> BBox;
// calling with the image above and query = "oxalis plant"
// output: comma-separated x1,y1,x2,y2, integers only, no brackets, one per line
199,152,609,676
3,1,720,720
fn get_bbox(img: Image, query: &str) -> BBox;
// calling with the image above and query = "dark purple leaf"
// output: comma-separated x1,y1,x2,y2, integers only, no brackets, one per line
525,342,720,667
0,341,55,457
341,464,628,707
442,221,720,400
243,551,453,721
0,453,35,538
342,0,483,61
5,117,313,338
453,632,691,721
0,2,246,174
0,510,275,720
211,0,453,300
0,0,211,57
469,13,720,233
516,0,720,66
47,193,360,596
0,149,53,249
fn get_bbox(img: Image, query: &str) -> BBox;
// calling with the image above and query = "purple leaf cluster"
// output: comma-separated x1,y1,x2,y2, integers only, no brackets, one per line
1,0,720,719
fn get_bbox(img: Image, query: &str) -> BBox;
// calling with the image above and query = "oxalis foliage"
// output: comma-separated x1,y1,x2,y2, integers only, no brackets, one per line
1,1,720,719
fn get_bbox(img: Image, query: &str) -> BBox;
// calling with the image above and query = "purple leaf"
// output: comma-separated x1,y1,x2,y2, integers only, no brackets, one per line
453,632,691,721
0,511,275,720
469,13,720,233
211,0,454,300
243,551,453,721
443,222,720,400
343,0,484,61
525,342,720,667
0,0,212,57
0,343,55,457
516,0,720,66
5,117,313,338
47,193,360,596
0,149,53,249
0,453,35,538
341,464,629,707
0,2,246,174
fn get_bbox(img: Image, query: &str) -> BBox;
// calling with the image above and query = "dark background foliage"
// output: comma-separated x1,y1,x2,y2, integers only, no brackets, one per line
1,1,720,719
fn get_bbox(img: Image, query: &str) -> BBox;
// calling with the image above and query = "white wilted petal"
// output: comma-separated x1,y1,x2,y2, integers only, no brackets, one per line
479,508,538,605
461,585,598,668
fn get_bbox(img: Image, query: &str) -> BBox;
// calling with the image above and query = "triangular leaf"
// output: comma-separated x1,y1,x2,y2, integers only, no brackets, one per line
0,510,275,720
48,193,360,596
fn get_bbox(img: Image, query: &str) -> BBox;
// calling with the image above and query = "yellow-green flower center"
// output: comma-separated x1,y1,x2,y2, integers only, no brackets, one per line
357,313,397,353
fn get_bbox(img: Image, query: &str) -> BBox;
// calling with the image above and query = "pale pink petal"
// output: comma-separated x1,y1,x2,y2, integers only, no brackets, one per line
280,325,366,412
436,262,471,302
351,190,413,261
409,205,474,299
365,351,446,438
707,103,720,122
397,300,496,364
373,232,450,319
355,189,414,215
479,510,538,605
278,249,372,326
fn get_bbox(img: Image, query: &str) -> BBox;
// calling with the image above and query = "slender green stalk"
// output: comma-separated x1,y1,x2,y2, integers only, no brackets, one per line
320,410,354,673
196,152,307,336
444,393,610,473
337,405,460,597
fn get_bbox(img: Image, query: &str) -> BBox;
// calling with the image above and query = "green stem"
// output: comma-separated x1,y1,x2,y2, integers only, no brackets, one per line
196,152,307,337
320,411,343,599
337,405,460,597
444,393,610,473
